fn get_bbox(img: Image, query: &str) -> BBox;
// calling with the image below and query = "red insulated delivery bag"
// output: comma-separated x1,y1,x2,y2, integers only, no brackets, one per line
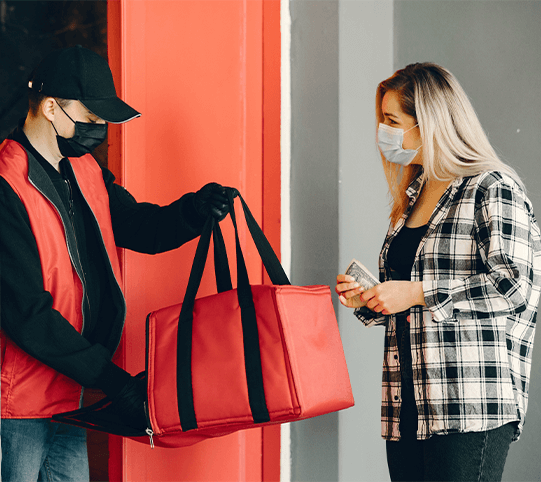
54,191,354,448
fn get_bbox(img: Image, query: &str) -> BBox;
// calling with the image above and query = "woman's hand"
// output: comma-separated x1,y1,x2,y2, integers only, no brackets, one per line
361,281,425,315
335,274,367,309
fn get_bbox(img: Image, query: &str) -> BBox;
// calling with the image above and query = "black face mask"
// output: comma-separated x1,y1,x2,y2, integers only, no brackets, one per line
52,104,107,158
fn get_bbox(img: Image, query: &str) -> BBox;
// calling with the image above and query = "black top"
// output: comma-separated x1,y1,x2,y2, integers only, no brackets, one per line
386,225,428,435
0,123,204,398
387,224,428,281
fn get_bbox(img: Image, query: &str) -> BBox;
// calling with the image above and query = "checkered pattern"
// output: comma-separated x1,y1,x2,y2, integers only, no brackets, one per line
355,170,541,441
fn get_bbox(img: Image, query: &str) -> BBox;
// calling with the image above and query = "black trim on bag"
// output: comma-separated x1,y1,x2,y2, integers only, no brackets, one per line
229,191,270,424
175,190,289,431
51,371,148,438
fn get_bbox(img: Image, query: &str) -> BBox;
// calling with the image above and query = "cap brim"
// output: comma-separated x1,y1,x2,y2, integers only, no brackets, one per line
81,97,141,124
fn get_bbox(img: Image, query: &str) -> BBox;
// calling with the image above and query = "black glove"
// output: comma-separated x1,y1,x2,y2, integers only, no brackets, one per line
193,183,230,222
110,375,148,431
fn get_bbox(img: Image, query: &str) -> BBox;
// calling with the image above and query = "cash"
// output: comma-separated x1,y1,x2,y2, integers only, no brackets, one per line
345,258,379,291
345,259,381,325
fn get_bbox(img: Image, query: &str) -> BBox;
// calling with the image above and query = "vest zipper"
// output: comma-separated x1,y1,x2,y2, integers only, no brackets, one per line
64,178,92,328
29,177,89,408
28,178,88,335
67,167,127,355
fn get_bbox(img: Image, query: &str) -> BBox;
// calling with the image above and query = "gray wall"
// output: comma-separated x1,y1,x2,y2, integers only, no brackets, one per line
338,1,393,481
393,3,541,482
289,1,340,481
291,1,541,481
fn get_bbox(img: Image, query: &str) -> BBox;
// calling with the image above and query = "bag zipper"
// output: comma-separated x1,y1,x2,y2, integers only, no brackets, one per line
143,400,154,449
144,314,154,448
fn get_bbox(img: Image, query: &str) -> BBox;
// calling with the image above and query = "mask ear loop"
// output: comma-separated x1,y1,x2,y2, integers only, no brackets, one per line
403,123,419,135
51,122,62,139
54,99,77,124
51,99,78,142
403,123,422,153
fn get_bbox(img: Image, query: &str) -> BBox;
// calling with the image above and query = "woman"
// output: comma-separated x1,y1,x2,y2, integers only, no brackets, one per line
336,63,541,481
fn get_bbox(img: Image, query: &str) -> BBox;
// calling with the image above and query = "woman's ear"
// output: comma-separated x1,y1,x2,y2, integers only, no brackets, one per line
41,97,56,122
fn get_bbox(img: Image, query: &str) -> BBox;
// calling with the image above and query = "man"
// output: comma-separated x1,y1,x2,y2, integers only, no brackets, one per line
0,45,229,481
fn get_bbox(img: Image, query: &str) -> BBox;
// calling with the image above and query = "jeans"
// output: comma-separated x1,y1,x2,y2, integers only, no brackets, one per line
387,314,516,481
386,422,516,482
1,419,89,482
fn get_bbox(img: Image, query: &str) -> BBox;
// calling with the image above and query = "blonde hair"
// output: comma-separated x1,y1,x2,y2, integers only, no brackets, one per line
376,62,521,224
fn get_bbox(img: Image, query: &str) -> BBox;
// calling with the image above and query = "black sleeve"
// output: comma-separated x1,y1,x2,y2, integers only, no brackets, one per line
102,168,204,254
0,177,129,393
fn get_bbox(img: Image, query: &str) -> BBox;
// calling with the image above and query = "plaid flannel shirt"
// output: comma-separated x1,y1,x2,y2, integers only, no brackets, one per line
355,170,541,442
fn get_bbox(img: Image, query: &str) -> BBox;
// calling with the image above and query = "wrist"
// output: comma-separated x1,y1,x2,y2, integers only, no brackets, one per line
181,193,205,228
95,362,132,398
412,281,426,306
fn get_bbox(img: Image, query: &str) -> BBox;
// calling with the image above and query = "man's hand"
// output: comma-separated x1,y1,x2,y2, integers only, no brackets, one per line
110,376,148,430
193,183,230,221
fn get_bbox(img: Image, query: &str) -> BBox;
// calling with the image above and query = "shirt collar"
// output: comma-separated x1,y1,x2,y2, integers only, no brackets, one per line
405,167,463,201
405,167,425,202
9,118,63,181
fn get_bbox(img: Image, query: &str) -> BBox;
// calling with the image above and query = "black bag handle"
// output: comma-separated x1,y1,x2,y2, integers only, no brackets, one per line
176,215,215,431
211,191,290,288
236,194,290,286
176,189,287,431
212,222,232,293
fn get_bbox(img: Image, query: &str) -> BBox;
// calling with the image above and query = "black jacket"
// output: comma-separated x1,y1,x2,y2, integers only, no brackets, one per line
0,125,203,398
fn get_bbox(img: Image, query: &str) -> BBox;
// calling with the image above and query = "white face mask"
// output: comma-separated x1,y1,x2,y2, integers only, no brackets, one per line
377,123,421,166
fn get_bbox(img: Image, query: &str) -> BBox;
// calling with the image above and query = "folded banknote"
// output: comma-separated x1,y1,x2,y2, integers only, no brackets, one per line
345,259,379,291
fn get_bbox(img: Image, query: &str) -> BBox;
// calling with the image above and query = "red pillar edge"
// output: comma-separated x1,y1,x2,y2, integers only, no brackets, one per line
262,0,282,481
106,1,125,481
107,0,282,480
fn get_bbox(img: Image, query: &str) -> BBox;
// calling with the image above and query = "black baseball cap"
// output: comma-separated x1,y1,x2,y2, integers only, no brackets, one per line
28,45,141,124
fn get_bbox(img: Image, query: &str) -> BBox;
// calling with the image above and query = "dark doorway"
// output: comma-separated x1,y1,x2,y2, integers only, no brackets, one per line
0,0,108,168
1,2,109,480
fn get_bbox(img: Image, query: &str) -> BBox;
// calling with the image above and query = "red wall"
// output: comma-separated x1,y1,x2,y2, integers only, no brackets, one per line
107,0,281,480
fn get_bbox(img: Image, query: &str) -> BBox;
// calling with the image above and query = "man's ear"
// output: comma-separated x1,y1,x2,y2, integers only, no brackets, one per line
41,97,56,122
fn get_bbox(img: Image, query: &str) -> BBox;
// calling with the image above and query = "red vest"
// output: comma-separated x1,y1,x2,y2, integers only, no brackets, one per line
0,139,123,418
